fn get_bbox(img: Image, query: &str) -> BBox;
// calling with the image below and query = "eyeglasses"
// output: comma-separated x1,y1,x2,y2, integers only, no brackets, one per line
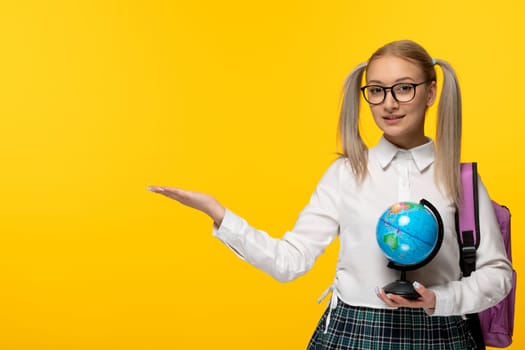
360,81,428,105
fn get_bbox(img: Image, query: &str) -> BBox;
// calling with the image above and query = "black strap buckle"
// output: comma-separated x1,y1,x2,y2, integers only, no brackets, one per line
461,246,477,276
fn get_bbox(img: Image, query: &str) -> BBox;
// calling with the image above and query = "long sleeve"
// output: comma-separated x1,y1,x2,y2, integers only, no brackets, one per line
212,159,343,282
210,137,514,312
430,175,513,316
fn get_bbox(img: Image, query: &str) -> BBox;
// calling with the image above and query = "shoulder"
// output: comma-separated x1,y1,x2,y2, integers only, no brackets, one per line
325,156,351,176
317,157,353,187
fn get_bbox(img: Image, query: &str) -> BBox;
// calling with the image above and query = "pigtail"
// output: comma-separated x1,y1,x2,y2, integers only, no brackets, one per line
338,62,368,182
434,59,462,207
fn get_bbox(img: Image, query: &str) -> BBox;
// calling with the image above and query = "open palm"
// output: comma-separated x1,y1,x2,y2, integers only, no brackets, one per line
148,186,225,225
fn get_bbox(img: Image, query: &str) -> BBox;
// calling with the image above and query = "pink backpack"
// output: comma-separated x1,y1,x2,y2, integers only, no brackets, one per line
457,162,516,348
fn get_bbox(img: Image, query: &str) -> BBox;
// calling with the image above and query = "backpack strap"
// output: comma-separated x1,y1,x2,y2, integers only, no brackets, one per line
458,162,487,349
457,163,488,349
458,162,481,276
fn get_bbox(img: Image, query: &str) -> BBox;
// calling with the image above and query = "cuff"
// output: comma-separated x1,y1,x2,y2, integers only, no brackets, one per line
429,287,453,316
212,208,247,260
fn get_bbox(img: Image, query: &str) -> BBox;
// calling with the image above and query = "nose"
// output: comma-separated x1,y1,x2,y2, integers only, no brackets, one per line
383,89,399,110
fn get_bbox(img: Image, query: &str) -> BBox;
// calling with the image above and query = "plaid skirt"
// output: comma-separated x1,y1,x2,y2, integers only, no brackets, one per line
307,300,477,350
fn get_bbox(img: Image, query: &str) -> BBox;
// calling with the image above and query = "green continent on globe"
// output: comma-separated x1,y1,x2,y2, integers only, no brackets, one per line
383,233,398,250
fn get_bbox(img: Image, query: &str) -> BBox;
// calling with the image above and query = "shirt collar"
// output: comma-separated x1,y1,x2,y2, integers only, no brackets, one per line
374,136,435,172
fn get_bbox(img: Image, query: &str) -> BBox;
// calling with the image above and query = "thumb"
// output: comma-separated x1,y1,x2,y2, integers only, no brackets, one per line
412,281,426,293
413,281,436,309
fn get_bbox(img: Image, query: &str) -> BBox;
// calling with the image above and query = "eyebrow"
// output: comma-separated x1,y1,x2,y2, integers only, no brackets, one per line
367,76,417,85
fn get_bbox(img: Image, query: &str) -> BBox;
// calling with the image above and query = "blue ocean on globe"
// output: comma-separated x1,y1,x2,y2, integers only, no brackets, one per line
376,202,439,266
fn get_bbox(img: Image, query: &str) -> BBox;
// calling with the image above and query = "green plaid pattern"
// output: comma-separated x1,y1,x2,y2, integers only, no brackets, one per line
307,300,477,349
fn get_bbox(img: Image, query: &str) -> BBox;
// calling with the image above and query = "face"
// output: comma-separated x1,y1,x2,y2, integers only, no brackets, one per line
365,55,436,149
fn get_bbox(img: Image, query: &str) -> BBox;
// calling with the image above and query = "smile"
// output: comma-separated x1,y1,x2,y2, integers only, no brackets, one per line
383,115,405,120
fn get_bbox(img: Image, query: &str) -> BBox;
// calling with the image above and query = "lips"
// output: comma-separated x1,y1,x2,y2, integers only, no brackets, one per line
383,115,405,120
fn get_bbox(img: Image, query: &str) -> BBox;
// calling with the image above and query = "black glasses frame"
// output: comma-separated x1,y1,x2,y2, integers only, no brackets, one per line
360,81,428,105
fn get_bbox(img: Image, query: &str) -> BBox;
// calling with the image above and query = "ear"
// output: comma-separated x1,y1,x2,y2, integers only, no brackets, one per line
426,81,437,107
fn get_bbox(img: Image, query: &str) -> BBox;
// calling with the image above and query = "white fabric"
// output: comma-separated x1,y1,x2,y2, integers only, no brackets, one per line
212,136,513,316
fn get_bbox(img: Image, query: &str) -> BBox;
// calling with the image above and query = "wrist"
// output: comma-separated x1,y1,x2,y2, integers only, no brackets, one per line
208,200,225,226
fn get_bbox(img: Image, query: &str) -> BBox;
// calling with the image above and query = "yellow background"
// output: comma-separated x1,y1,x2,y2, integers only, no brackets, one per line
0,1,523,349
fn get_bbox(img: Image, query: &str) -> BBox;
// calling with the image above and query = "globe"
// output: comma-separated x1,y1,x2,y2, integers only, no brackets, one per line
376,201,439,267
376,200,444,299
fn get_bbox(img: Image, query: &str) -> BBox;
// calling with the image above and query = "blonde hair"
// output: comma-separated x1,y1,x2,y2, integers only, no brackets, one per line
338,40,462,206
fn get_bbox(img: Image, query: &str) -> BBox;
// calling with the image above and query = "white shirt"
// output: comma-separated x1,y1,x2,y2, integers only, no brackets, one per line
213,137,513,316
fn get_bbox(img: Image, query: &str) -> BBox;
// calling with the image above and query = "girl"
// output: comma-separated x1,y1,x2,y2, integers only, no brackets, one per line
148,40,513,349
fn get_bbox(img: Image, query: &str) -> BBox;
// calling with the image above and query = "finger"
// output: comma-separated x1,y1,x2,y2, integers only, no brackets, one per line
412,281,436,309
376,286,427,308
412,281,435,302
384,293,407,305
161,187,189,196
412,281,426,295
162,188,197,204
147,186,165,193
148,186,187,198
375,287,398,307
149,186,208,212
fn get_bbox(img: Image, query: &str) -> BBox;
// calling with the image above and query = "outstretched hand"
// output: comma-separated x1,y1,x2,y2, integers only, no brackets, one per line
148,186,225,226
376,281,436,313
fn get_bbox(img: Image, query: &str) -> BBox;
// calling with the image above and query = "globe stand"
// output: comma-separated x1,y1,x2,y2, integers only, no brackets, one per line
383,270,420,299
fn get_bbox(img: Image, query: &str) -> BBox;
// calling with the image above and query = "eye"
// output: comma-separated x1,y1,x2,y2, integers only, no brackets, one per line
394,84,414,94
368,86,384,95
